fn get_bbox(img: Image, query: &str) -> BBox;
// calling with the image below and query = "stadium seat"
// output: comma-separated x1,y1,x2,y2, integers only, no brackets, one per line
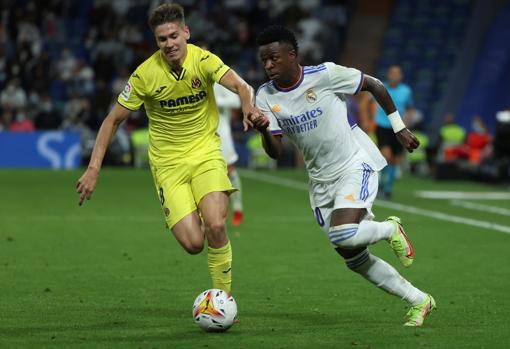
377,0,472,120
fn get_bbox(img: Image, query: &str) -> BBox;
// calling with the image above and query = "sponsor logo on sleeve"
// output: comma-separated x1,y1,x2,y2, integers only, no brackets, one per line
120,82,133,101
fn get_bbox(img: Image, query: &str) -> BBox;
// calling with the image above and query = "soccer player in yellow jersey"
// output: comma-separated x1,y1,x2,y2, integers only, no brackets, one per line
76,3,264,294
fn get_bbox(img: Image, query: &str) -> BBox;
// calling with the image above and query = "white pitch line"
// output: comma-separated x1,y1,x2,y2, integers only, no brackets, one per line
450,200,510,217
240,170,309,191
415,191,510,200
240,170,510,235
375,200,510,234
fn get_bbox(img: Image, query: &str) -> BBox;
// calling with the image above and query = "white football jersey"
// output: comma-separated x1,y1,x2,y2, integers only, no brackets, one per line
256,62,386,183
214,83,241,165
214,83,241,121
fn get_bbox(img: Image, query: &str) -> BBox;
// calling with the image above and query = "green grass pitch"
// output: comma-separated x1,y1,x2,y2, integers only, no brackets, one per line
1,169,509,348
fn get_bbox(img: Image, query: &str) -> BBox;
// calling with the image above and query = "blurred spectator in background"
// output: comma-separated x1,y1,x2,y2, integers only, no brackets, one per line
8,108,34,132
214,83,244,226
1,78,27,111
374,65,415,199
441,115,491,165
57,48,78,82
34,92,61,129
67,59,95,98
463,115,492,164
439,113,466,162
0,0,351,165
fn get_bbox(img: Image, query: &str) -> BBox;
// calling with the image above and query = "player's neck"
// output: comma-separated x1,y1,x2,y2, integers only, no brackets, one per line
166,59,184,74
162,50,187,74
276,65,302,89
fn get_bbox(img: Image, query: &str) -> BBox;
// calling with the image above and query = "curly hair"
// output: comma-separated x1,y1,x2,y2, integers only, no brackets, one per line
256,25,299,54
148,3,185,32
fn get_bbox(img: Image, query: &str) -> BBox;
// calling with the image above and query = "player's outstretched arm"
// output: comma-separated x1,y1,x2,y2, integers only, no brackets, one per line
361,75,419,152
76,103,131,206
218,70,265,131
249,114,282,159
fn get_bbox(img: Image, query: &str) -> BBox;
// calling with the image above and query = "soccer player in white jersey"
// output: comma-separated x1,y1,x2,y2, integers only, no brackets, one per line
214,83,244,225
248,25,436,327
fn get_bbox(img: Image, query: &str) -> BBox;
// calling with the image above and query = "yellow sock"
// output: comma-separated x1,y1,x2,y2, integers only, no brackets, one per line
207,241,232,293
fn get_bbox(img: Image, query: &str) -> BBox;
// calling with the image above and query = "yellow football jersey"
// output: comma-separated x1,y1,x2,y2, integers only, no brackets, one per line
117,44,231,166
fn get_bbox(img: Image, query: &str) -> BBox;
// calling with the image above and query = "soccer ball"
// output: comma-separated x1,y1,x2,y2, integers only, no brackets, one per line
192,289,237,332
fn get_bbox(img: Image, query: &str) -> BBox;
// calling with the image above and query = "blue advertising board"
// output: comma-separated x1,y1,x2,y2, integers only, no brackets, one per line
0,131,81,169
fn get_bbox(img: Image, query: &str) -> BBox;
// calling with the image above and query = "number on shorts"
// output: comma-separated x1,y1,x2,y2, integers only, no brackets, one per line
314,207,325,227
159,187,165,205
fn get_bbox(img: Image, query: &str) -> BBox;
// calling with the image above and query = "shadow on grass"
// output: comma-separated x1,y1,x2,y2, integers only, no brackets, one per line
0,305,389,347
0,306,188,336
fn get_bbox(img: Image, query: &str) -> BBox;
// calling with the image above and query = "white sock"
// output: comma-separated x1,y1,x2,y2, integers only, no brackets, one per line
345,249,427,305
328,221,393,249
229,169,243,212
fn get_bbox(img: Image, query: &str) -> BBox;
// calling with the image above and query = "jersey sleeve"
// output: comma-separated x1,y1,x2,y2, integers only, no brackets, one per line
201,51,231,84
255,86,282,136
324,62,364,95
117,70,145,111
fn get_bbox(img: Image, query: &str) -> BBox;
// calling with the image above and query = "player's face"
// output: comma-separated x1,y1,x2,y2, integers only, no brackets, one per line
387,66,403,86
259,42,296,83
154,21,190,65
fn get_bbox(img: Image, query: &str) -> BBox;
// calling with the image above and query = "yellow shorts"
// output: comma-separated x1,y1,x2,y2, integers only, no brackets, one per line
151,156,237,229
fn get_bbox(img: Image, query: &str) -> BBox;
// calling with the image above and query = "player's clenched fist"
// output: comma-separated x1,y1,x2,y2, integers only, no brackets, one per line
76,168,99,206
248,113,269,132
396,128,420,153
242,106,266,131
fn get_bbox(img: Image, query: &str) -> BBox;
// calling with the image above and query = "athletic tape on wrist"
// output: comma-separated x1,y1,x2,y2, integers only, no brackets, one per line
388,111,406,133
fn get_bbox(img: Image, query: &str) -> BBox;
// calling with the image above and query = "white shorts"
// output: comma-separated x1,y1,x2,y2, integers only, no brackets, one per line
309,162,378,233
218,116,238,165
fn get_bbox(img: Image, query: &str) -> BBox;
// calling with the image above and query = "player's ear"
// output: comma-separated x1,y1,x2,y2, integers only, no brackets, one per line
183,25,190,40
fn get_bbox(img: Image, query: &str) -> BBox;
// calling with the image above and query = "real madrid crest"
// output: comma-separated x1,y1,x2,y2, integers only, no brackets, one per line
305,88,317,103
191,76,202,89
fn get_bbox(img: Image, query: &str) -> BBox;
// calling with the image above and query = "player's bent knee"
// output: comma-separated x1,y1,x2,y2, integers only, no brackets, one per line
328,224,359,249
183,240,204,255
335,246,366,259
204,221,228,248
342,248,370,271
204,221,226,236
